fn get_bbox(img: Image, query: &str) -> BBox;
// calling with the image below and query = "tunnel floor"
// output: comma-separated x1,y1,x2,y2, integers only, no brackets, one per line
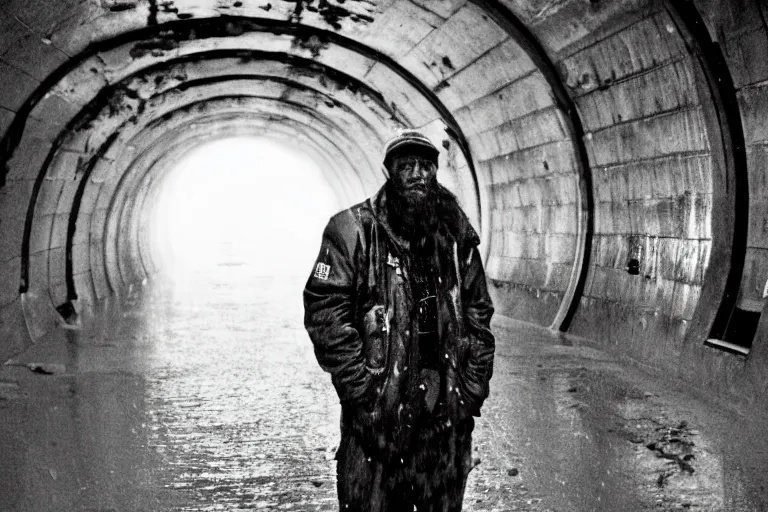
0,267,765,511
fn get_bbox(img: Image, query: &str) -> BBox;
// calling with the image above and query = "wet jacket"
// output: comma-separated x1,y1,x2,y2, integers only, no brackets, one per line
303,184,495,457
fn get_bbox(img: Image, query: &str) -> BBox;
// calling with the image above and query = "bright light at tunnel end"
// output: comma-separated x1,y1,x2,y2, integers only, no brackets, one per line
151,136,338,280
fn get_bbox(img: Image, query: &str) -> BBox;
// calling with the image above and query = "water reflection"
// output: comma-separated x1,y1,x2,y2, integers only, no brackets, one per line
0,268,341,511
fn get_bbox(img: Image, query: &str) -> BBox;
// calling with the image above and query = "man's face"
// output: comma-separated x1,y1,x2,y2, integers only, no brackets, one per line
390,152,438,202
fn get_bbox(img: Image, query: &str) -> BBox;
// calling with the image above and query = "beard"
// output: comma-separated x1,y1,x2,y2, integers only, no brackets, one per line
385,177,467,286
386,177,440,239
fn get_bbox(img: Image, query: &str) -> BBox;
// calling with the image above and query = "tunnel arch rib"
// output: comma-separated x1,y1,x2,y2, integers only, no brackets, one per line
3,15,494,334
467,0,594,331
663,0,750,353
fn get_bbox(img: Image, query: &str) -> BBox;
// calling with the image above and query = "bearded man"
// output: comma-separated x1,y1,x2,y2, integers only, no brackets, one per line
303,130,495,511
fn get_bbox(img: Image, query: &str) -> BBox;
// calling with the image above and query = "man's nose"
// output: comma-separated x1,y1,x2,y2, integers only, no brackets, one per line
412,162,430,178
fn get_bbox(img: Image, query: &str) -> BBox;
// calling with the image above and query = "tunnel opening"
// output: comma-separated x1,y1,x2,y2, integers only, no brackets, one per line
150,135,338,281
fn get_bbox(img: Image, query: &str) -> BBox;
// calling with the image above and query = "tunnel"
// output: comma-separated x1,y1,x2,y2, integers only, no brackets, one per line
0,0,767,510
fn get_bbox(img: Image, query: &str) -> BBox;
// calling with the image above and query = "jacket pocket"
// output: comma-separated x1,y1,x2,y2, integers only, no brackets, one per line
362,305,388,375
457,336,490,416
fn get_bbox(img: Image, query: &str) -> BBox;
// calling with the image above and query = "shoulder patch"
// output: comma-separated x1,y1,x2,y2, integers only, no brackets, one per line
314,262,331,280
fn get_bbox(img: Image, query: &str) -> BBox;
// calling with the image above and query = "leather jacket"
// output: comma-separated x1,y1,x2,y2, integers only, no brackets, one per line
303,184,495,453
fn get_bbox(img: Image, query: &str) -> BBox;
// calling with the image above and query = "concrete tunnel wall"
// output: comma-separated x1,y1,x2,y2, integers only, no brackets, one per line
1,0,768,408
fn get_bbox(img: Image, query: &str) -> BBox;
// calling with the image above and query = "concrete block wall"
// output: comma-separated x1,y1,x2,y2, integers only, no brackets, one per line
483,136,580,326
0,2,86,354
0,13,426,359
543,6,715,365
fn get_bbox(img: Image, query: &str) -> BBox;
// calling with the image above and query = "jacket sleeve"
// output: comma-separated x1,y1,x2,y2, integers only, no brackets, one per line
303,213,371,407
459,243,495,416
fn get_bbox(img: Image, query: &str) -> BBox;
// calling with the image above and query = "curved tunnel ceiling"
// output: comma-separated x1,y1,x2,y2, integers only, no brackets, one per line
0,0,765,394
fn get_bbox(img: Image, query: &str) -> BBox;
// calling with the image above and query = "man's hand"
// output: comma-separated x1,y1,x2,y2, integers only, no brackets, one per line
456,335,493,418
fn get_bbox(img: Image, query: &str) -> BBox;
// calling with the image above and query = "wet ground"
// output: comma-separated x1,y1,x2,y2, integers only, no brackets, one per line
1,267,767,511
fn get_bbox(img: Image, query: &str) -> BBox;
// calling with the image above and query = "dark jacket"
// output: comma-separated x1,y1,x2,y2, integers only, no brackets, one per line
303,184,495,456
